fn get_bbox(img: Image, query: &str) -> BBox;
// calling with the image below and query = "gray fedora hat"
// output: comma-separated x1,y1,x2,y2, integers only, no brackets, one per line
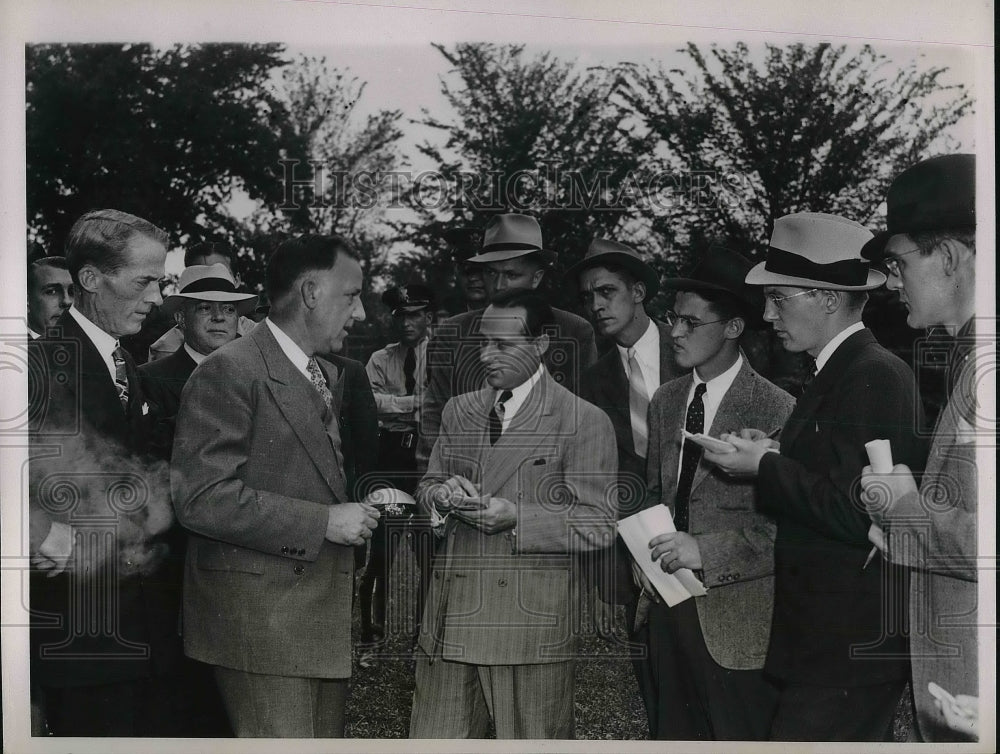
566,238,659,297
467,213,557,266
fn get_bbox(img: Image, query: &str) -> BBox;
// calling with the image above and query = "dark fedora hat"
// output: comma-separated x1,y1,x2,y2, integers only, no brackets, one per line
442,226,483,263
565,238,660,297
382,283,435,316
664,246,764,325
861,153,976,262
467,213,557,266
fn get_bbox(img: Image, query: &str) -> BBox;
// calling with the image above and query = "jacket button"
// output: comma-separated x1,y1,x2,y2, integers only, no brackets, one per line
281,546,289,554
733,572,740,580
297,548,306,556
497,578,507,587
293,565,305,575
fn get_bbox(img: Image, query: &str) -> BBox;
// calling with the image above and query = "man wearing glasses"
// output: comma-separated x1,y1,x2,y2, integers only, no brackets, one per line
634,246,794,740
859,154,979,742
701,212,926,741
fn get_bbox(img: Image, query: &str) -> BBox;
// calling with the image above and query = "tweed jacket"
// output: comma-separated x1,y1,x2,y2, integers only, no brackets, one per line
645,359,794,669
757,328,926,686
417,306,598,471
416,371,617,664
171,322,356,679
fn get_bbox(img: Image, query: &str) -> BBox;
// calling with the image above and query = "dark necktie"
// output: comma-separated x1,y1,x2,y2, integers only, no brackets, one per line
112,344,130,412
627,348,650,458
307,357,334,415
488,390,513,446
403,346,416,395
673,382,707,532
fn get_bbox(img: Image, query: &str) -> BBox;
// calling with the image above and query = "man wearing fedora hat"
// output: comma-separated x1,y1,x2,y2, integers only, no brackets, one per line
139,263,257,460
859,154,980,742
634,246,794,740
443,226,489,313
569,237,682,727
702,212,926,741
418,213,597,473
358,283,437,659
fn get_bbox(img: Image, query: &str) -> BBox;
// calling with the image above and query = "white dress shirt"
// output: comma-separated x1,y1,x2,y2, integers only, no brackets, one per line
616,319,660,397
497,364,544,433
68,306,119,383
265,318,312,380
676,354,743,484
815,321,865,374
183,343,208,366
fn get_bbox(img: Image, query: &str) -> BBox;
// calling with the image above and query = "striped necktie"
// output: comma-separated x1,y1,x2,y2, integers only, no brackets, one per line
307,357,334,415
112,344,130,412
489,390,513,446
627,348,650,458
673,382,707,532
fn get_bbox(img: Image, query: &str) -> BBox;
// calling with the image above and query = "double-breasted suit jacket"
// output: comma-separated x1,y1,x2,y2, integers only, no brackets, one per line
416,372,618,664
171,323,356,679
579,319,683,603
645,359,795,669
138,345,197,460
418,306,598,471
28,310,179,687
882,325,979,741
757,329,926,686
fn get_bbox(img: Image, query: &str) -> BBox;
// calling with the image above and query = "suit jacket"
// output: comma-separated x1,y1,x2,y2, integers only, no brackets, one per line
417,306,598,472
28,310,180,687
416,371,617,664
171,323,356,679
579,319,684,603
757,328,925,686
883,325,978,741
645,359,794,669
138,345,198,460
325,353,380,500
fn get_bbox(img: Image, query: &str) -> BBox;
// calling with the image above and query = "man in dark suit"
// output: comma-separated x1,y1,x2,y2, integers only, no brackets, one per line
171,234,381,737
139,263,257,459
28,209,181,736
409,290,617,738
860,154,980,742
568,237,682,730
417,214,598,472
26,256,73,339
704,212,926,741
637,246,794,740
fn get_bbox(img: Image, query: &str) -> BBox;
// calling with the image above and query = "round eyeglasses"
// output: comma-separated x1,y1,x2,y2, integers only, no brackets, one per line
764,288,818,311
882,247,923,278
665,311,730,332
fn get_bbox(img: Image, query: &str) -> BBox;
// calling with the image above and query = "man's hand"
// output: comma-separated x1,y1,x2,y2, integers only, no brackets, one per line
428,475,480,512
703,434,773,477
325,503,380,547
592,588,617,640
868,523,887,554
630,557,661,603
859,463,918,522
649,531,702,573
453,496,516,534
32,521,74,577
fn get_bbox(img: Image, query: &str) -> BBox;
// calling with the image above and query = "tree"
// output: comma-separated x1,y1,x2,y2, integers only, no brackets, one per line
26,43,298,252
399,43,649,312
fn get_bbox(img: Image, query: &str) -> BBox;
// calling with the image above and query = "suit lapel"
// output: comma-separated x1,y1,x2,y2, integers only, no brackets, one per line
694,360,757,491
254,325,343,500
661,376,691,499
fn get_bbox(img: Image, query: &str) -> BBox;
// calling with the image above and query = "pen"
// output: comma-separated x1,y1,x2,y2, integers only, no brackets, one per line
765,427,782,439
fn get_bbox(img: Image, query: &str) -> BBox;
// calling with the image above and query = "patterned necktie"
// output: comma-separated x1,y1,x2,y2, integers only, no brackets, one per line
403,346,416,395
488,390,513,446
674,382,707,532
307,357,334,415
112,344,130,412
627,348,650,458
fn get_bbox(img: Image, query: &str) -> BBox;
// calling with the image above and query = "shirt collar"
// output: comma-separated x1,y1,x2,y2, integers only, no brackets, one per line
693,352,743,401
183,343,209,365
28,327,41,340
497,363,545,420
815,321,865,373
265,318,311,379
616,318,657,370
68,305,119,360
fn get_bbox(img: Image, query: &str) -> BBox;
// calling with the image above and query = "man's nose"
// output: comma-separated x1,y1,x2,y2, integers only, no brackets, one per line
149,284,163,307
353,299,366,322
762,299,779,322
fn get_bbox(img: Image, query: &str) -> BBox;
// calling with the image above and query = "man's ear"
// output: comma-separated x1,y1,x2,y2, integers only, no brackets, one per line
822,290,843,314
529,268,545,290
300,275,318,310
724,316,745,340
937,238,973,277
632,281,647,305
76,264,101,294
174,311,185,328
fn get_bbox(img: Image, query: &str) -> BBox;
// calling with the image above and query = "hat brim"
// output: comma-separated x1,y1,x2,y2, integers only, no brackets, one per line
468,248,558,266
566,252,660,298
860,231,892,263
744,262,886,291
161,291,258,316
392,304,432,316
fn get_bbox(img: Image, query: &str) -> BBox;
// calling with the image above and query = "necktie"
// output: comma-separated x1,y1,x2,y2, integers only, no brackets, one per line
403,346,416,395
488,390,513,446
674,382,707,532
627,348,650,458
112,344,130,412
307,357,334,415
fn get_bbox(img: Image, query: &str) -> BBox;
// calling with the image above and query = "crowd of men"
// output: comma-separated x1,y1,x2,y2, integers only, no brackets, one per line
24,153,982,742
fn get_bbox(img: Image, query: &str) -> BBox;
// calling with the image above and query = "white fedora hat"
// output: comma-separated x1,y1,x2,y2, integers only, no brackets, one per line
745,212,886,291
161,263,257,316
467,213,557,265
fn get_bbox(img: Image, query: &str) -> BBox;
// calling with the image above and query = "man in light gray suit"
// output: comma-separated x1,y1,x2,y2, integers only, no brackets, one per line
636,247,794,740
409,289,617,739
171,234,380,737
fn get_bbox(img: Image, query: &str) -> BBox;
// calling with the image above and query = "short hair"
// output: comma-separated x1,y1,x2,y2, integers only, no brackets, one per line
265,234,356,303
64,209,168,285
27,256,69,294
840,290,869,313
488,289,555,338
909,228,976,256
185,240,236,268
594,262,640,288
676,287,744,322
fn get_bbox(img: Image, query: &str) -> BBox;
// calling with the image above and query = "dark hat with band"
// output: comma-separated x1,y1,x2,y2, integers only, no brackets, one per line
566,238,660,298
663,246,763,325
382,284,435,316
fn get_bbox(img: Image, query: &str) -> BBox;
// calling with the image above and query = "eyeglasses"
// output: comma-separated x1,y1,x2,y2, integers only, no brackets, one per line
664,311,730,332
764,288,818,311
882,247,923,278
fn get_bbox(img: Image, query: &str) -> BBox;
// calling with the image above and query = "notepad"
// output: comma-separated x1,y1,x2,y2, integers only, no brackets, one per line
617,506,708,606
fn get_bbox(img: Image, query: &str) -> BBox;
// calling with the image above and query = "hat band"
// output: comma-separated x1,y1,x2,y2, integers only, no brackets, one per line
765,247,869,286
180,278,238,295
482,242,542,252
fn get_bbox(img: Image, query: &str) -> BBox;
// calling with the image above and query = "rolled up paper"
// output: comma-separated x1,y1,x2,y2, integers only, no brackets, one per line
864,439,893,473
